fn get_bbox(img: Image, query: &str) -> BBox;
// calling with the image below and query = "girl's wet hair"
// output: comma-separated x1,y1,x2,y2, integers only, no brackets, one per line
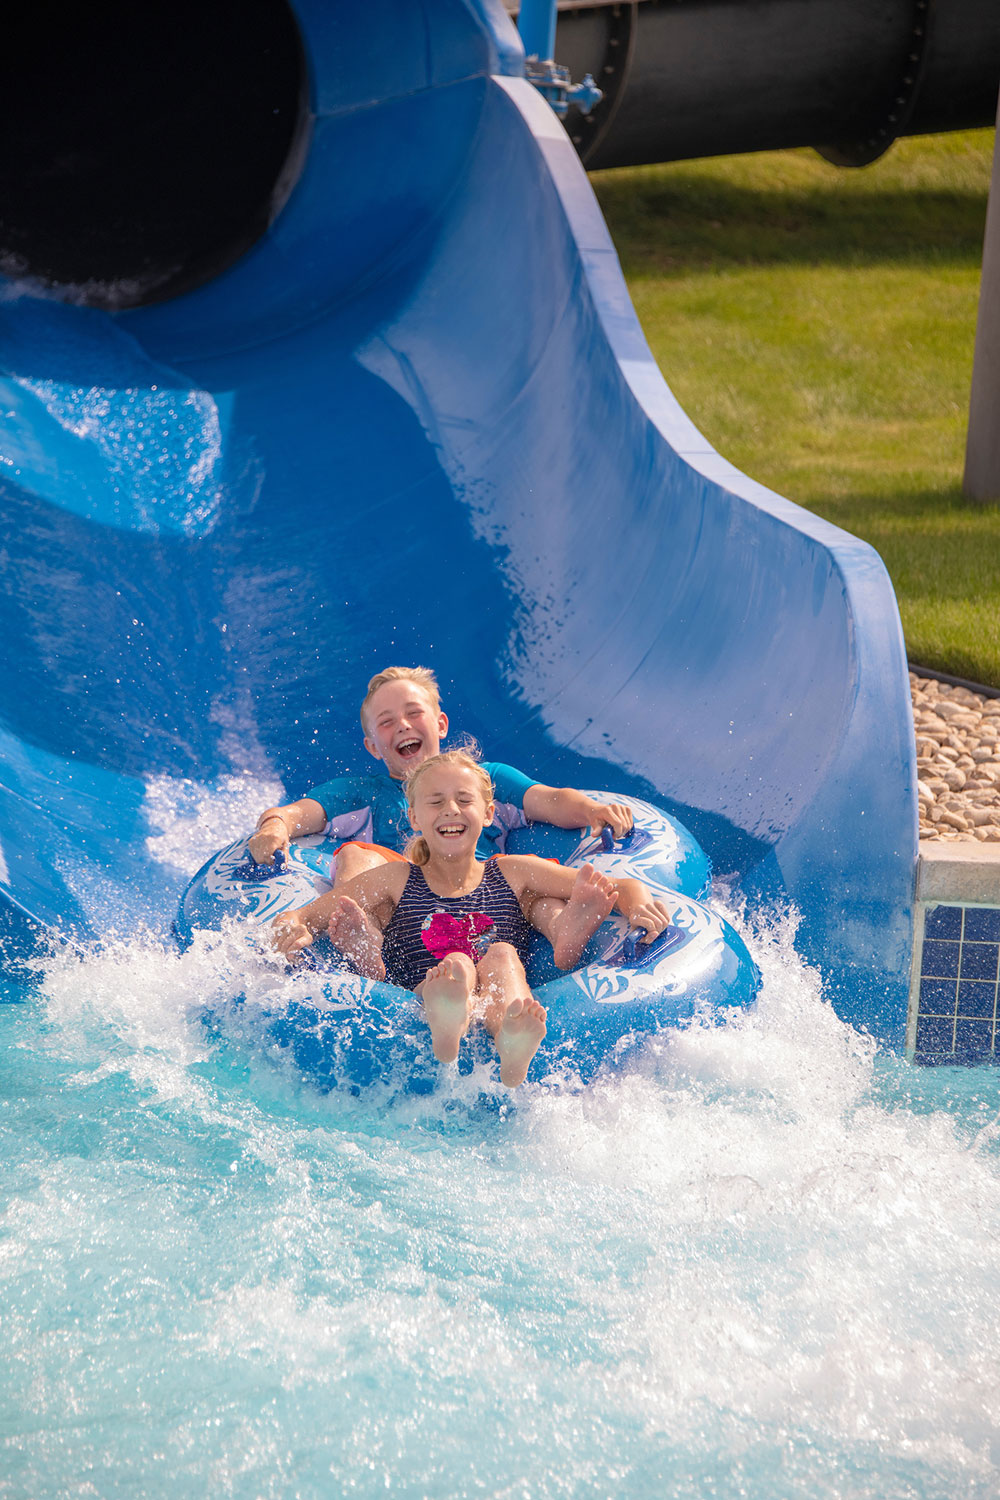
404,749,493,866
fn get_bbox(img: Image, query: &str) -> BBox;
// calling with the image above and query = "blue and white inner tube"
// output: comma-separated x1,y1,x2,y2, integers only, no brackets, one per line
177,791,760,1094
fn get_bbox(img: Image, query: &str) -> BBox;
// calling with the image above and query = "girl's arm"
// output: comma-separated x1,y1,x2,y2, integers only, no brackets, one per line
607,877,674,942
498,857,674,941
271,862,407,956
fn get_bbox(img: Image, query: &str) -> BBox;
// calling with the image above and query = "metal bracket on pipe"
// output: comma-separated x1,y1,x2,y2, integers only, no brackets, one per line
519,0,602,117
524,55,602,117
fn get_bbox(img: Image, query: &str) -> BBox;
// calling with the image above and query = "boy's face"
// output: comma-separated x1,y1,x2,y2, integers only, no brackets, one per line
362,679,448,780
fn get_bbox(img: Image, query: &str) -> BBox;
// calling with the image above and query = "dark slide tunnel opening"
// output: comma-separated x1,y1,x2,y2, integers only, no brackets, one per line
0,0,308,310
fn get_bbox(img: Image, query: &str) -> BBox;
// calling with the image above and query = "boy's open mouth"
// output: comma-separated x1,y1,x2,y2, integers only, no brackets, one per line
395,738,422,760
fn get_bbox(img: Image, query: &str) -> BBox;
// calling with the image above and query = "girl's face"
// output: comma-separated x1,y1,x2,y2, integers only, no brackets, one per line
408,764,494,859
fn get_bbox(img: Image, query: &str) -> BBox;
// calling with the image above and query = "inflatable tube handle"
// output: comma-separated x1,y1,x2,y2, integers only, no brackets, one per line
232,848,287,882
618,826,655,853
576,824,656,861
619,924,687,967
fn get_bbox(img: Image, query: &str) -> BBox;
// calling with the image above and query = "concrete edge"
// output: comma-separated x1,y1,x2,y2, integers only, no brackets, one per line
917,840,1000,904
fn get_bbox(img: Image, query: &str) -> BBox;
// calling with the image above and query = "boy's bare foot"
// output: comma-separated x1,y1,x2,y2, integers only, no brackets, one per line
551,863,617,969
496,996,547,1088
328,895,386,980
421,955,475,1062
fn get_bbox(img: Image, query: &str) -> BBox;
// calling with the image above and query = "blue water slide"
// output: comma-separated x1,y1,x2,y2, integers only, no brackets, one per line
0,0,916,1041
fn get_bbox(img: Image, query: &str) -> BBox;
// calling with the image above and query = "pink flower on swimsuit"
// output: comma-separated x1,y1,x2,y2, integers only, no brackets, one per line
421,910,497,964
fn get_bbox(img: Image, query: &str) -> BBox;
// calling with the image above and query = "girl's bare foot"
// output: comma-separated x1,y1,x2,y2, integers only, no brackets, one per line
496,996,547,1087
421,955,475,1062
551,863,616,969
328,895,386,980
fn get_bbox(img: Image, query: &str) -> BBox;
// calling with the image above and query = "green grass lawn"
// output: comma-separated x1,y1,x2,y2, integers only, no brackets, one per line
592,131,1000,686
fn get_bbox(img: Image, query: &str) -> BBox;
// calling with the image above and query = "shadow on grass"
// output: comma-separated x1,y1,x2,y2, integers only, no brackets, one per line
806,486,1000,687
594,177,988,274
809,482,1000,532
909,647,1000,688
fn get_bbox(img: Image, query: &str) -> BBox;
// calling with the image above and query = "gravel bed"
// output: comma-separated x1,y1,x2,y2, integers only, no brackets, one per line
911,672,1000,842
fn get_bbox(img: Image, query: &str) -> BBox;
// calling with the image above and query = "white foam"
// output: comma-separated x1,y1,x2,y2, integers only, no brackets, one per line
143,770,285,872
8,909,1000,1493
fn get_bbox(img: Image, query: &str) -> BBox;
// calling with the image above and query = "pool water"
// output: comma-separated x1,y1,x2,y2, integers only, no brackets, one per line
3,910,1000,1499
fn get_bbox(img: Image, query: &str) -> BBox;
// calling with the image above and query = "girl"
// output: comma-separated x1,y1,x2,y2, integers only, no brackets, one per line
272,751,673,1088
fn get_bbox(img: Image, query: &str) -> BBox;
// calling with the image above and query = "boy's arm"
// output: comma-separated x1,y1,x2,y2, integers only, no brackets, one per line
248,798,327,864
521,784,634,839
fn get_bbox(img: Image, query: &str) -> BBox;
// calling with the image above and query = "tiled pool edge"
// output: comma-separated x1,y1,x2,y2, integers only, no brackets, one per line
909,843,1000,1064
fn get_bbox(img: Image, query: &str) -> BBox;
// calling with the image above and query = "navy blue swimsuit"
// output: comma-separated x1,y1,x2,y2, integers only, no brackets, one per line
382,859,534,991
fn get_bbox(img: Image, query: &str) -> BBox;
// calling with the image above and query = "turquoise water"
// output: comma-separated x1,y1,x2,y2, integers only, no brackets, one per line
3,913,1000,1499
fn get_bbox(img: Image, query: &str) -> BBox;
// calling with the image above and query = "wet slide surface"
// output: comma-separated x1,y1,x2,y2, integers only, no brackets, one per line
0,0,916,1041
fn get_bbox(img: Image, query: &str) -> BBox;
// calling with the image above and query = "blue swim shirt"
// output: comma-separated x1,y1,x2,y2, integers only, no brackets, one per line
305,762,538,861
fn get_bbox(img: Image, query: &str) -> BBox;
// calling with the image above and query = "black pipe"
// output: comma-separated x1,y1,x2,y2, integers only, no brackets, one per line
0,0,308,310
533,0,1000,169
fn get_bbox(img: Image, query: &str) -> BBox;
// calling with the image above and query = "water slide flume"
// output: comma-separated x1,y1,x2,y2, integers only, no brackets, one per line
0,0,915,1053
177,793,760,1093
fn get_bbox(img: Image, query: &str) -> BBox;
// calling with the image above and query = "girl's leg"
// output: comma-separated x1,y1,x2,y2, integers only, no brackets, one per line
416,953,477,1062
473,942,546,1088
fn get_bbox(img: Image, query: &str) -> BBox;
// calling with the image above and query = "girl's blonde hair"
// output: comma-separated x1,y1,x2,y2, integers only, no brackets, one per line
404,750,494,866
360,666,441,735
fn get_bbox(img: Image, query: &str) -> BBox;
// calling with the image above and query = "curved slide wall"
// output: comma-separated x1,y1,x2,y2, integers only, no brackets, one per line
0,0,917,1042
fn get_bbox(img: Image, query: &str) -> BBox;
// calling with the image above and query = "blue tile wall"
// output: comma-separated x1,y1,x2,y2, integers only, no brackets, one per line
915,904,1000,1064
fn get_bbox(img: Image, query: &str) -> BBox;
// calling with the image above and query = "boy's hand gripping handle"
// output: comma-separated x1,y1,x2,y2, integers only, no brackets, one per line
232,848,288,882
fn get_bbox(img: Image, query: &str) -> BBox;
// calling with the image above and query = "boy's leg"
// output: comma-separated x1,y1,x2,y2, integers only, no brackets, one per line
324,844,406,972
473,942,546,1088
522,894,567,949
327,896,386,980
272,844,400,961
417,953,476,1062
332,842,389,889
522,864,617,970
548,863,617,969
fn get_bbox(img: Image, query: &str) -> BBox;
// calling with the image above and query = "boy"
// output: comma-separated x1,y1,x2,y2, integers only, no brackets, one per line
250,666,635,955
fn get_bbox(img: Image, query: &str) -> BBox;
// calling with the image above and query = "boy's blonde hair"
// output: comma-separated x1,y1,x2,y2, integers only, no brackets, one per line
404,750,494,867
360,666,441,735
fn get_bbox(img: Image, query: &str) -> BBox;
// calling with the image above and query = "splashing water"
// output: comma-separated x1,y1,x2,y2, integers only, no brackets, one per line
2,911,1000,1499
